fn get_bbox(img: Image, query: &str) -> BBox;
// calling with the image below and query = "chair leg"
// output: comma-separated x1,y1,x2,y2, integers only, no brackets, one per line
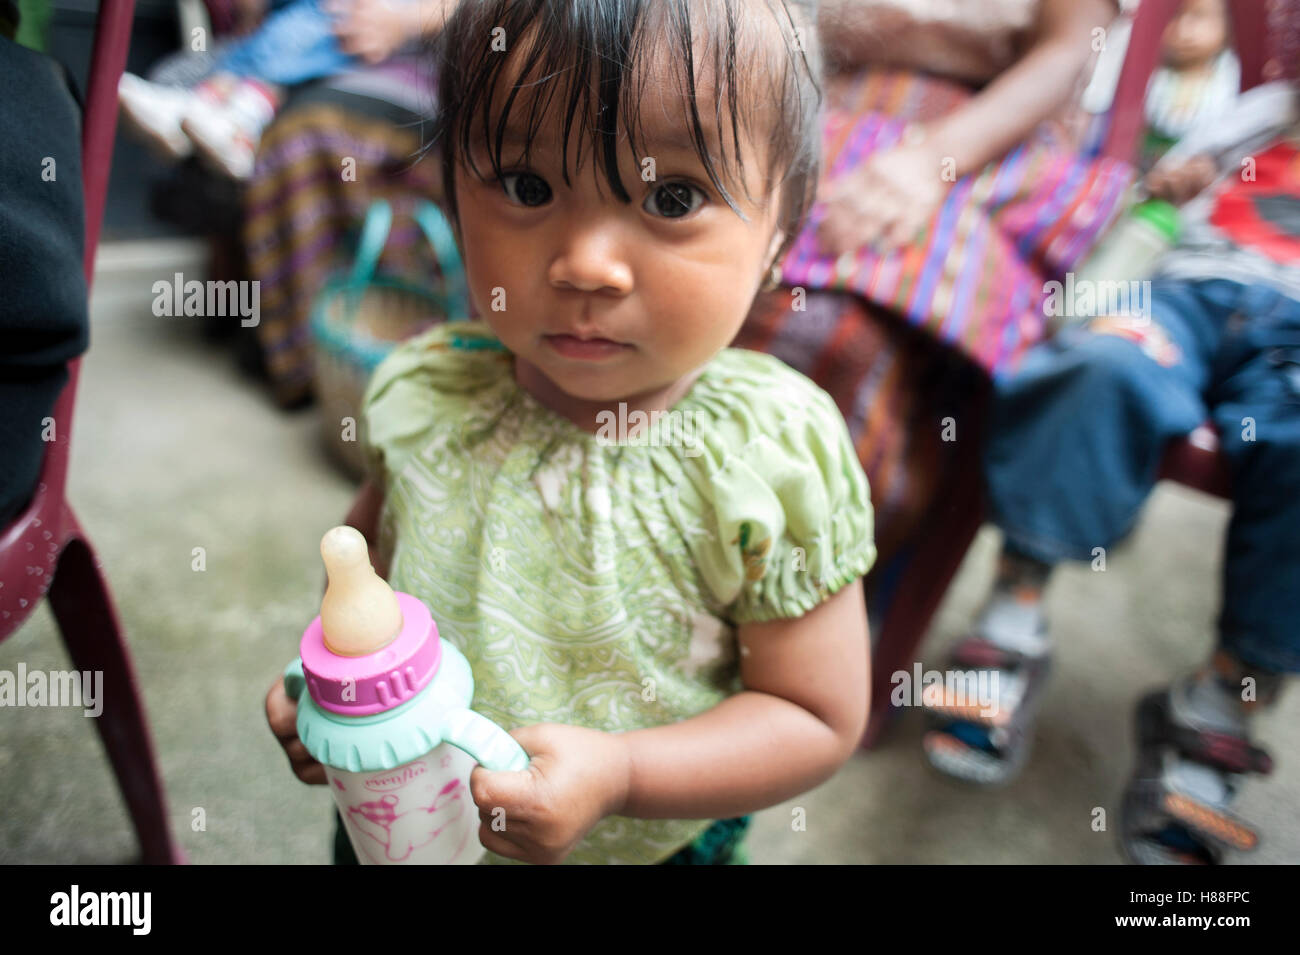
46,530,184,864
863,380,991,749
863,494,984,748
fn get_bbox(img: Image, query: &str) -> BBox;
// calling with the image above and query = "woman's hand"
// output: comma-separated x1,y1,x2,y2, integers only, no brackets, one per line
469,723,631,865
817,136,952,257
266,676,327,785
328,0,418,64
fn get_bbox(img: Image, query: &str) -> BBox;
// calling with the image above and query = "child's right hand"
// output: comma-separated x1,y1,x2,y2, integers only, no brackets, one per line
1145,154,1219,205
265,677,327,785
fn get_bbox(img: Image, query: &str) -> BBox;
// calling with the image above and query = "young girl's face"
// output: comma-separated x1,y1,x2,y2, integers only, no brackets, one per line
1163,0,1229,70
453,51,785,422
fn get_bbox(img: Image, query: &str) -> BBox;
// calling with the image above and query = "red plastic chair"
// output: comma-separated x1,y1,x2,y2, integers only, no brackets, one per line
0,0,183,863
863,0,1267,745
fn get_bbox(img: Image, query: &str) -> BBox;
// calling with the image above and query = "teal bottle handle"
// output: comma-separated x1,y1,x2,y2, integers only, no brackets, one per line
284,657,306,701
442,707,530,772
283,657,528,772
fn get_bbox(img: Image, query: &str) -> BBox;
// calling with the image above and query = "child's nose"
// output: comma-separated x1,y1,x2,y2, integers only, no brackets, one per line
548,225,633,295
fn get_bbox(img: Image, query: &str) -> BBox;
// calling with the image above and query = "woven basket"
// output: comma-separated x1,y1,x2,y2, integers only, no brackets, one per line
311,200,467,479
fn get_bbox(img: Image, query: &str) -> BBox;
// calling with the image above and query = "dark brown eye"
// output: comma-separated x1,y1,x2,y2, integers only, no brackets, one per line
644,182,703,218
501,172,552,207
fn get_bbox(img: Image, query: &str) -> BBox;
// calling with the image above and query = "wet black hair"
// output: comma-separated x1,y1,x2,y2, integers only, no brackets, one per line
432,0,822,256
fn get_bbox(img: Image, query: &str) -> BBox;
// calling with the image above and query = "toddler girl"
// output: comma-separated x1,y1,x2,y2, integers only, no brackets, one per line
1142,0,1240,170
267,0,877,865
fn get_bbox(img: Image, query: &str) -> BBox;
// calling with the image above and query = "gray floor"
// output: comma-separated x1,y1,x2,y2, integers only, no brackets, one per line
2,253,1296,864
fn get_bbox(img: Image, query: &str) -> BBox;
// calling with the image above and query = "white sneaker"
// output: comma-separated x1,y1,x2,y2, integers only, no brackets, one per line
181,80,278,181
118,73,196,161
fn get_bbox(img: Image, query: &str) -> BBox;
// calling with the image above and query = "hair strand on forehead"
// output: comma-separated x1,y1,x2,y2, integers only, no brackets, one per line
432,0,822,255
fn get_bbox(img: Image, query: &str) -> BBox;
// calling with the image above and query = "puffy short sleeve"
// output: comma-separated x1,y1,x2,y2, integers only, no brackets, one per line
360,321,512,485
686,351,877,624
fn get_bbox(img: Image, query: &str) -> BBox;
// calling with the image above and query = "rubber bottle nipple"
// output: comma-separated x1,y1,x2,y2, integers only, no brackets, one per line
319,525,403,656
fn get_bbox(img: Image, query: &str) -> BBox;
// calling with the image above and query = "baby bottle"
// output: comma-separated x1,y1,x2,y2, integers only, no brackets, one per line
284,526,528,865
1072,197,1182,295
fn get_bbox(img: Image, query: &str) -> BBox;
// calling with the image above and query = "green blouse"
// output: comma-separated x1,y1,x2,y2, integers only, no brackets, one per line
361,320,876,864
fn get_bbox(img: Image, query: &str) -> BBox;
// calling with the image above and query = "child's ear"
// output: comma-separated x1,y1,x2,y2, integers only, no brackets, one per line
764,229,787,273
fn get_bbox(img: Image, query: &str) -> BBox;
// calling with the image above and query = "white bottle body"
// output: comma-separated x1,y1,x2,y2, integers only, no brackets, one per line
329,742,482,865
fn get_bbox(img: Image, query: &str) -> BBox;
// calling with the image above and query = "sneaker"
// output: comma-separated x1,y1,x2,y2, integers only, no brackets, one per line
117,73,197,161
181,79,279,181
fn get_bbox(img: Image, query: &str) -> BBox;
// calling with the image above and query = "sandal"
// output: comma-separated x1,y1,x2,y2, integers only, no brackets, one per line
920,635,1052,786
1119,689,1273,865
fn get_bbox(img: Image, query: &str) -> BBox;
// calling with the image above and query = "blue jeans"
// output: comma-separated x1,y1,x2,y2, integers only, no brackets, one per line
985,279,1300,673
213,0,356,86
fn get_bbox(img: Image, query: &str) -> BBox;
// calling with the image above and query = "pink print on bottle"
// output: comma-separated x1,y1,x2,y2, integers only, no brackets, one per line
329,745,482,865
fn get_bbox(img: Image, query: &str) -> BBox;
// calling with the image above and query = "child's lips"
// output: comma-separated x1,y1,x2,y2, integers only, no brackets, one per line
543,333,633,361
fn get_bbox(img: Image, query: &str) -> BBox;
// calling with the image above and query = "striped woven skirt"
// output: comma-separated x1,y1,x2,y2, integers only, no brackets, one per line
242,57,442,407
733,67,1132,561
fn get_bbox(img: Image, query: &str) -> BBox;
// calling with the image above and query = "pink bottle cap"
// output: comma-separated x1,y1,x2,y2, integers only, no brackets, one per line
299,591,442,716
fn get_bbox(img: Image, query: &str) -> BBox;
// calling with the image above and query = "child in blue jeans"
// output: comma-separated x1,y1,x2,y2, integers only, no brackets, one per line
118,0,452,178
923,74,1299,864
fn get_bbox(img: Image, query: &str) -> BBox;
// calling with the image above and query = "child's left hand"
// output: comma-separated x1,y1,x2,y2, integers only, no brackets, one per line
469,723,630,865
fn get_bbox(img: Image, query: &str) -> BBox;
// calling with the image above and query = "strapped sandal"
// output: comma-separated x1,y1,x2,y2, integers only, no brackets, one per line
1119,689,1273,865
920,635,1052,786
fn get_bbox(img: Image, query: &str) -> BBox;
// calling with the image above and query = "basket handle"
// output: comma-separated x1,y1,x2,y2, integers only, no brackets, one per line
344,198,467,320
349,199,394,287
413,200,468,318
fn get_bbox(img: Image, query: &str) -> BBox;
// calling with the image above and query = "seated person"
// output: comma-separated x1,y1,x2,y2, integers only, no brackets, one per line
0,8,88,527
118,0,452,178
1141,0,1240,171
924,63,1299,865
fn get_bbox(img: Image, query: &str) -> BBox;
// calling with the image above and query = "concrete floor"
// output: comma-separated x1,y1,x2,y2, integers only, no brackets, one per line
2,251,1297,864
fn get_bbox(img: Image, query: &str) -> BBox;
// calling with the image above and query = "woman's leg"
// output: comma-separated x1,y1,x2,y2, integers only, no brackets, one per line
242,93,441,406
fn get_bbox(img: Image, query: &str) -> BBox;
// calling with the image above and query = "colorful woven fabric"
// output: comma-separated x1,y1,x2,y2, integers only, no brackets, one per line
241,59,442,407
780,69,1135,377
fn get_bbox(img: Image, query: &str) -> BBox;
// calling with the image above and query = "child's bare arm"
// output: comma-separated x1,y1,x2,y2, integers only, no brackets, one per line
470,578,870,862
614,577,870,819
918,0,1116,179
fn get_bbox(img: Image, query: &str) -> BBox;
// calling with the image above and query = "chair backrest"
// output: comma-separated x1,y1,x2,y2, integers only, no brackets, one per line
1101,0,1272,164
